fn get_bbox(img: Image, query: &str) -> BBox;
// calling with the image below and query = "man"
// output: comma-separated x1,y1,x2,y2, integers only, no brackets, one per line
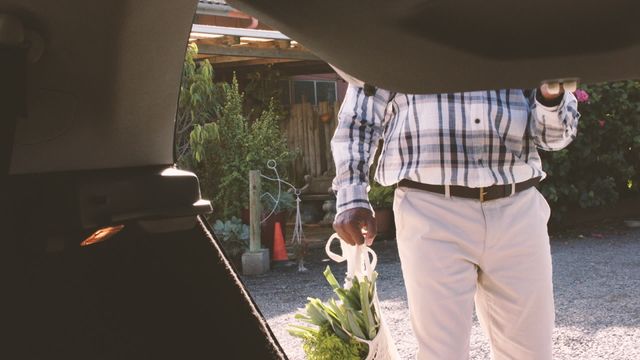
331,82,580,359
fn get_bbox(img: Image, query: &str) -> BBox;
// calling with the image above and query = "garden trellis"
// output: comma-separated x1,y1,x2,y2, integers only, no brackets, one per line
257,160,308,272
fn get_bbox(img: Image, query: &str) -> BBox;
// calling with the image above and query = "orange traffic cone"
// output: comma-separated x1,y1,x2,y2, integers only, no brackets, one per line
272,222,289,261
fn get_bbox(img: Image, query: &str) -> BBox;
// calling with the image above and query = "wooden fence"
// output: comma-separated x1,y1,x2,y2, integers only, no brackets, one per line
285,101,341,180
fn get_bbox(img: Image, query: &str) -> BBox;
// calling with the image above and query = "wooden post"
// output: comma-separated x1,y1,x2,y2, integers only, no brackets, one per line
249,170,261,252
323,115,331,174
305,101,317,176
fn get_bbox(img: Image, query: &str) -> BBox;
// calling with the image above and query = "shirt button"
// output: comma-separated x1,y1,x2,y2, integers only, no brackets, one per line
474,118,481,124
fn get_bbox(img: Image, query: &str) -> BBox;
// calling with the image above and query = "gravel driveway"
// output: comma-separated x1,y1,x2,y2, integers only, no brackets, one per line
243,227,640,359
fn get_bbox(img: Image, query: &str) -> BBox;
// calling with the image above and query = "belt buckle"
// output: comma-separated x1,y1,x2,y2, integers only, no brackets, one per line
479,187,488,202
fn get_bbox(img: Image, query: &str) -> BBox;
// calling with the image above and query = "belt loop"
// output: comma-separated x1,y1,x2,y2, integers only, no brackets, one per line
444,184,451,198
510,182,516,196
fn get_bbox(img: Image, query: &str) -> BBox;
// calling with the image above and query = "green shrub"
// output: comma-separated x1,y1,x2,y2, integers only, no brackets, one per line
540,81,640,223
210,77,253,219
244,65,288,122
187,75,293,219
175,43,222,164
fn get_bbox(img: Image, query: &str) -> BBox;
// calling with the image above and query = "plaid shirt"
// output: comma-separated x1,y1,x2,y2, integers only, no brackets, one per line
331,85,580,215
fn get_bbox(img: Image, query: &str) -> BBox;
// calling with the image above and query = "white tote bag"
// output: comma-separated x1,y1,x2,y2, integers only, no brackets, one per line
325,234,400,360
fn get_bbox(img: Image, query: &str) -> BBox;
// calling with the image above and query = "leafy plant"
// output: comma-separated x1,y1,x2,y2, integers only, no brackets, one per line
208,79,293,219
212,217,250,257
262,190,296,215
177,45,294,220
539,81,640,223
247,98,294,180
288,266,379,359
175,43,222,164
244,65,288,122
295,325,366,360
209,77,253,218
189,122,219,163
368,182,395,209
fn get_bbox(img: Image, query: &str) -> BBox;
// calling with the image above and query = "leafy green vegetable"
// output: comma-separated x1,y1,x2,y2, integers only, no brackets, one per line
288,266,380,359
298,325,367,360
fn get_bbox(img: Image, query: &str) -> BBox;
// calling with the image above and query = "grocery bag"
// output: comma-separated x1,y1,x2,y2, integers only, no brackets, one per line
325,234,400,360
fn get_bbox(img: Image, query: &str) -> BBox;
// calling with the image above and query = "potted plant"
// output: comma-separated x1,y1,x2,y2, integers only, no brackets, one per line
368,182,395,238
212,217,250,269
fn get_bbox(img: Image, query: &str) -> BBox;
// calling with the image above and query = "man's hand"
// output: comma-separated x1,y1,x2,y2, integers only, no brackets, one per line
538,82,565,101
539,80,578,101
333,207,377,246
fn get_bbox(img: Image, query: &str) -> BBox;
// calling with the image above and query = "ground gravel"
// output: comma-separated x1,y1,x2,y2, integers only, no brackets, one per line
242,228,640,359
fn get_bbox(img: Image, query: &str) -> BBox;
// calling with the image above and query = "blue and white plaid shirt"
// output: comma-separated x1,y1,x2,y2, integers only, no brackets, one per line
331,85,580,214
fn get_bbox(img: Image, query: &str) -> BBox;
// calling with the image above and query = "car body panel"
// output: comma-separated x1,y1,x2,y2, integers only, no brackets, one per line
2,2,286,358
6,0,197,174
229,0,640,93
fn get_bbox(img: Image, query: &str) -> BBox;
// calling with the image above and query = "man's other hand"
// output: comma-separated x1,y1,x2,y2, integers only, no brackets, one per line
333,207,377,246
539,82,565,101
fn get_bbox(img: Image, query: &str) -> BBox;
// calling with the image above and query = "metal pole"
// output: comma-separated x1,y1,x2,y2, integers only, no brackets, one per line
249,170,261,252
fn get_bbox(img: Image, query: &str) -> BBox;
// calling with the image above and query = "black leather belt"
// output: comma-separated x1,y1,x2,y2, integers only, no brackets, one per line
397,177,541,202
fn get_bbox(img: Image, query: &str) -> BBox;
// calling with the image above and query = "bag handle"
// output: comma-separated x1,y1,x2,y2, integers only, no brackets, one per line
325,233,377,287
325,234,385,350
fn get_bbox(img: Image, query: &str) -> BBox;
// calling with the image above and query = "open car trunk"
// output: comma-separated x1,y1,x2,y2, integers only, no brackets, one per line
1,0,285,358
4,172,285,359
228,0,640,93
3,0,639,358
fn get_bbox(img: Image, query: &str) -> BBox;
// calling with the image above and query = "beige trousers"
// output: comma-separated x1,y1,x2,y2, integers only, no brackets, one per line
394,186,554,360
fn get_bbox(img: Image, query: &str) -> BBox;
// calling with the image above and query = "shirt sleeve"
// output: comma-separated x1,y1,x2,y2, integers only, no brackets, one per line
331,84,393,215
529,89,581,151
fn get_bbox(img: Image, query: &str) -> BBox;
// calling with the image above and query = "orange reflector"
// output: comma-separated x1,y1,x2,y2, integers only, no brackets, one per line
81,224,125,247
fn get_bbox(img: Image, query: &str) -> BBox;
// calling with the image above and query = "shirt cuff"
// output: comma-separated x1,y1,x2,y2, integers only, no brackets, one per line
535,89,569,113
335,184,372,215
